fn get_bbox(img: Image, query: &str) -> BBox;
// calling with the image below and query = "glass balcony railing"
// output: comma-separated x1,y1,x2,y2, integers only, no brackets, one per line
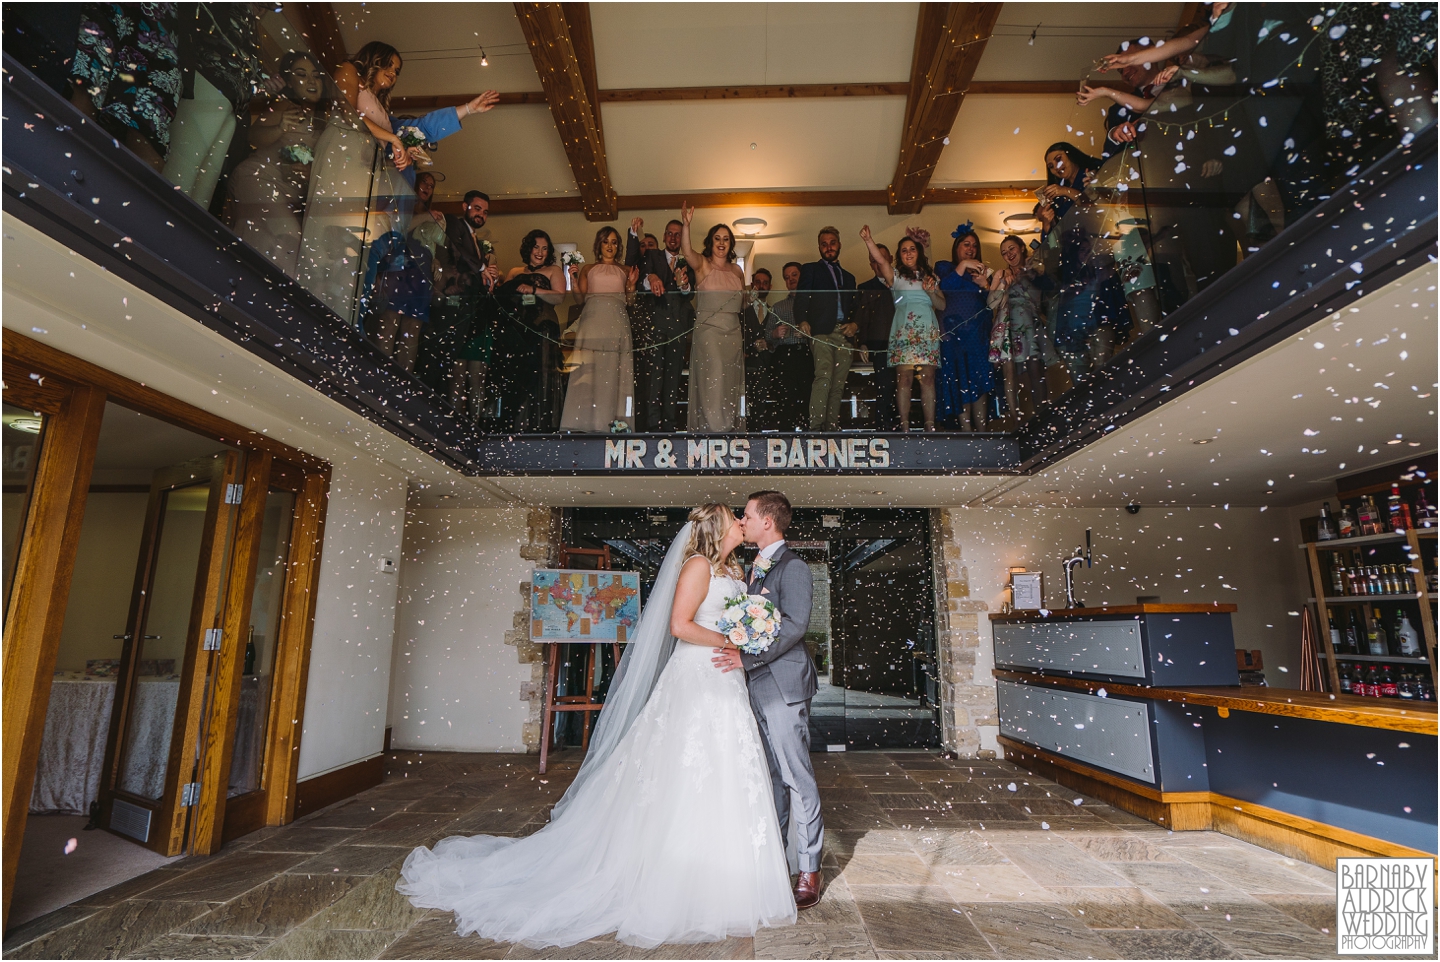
3,2,1433,440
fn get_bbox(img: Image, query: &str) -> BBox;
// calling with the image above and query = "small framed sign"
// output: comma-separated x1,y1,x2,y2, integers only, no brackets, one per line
1011,571,1044,610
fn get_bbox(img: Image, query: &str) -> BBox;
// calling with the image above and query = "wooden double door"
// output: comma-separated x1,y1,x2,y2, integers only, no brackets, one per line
2,334,329,923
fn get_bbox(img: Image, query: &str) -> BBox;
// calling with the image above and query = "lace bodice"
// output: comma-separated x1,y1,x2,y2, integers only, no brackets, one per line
694,572,747,633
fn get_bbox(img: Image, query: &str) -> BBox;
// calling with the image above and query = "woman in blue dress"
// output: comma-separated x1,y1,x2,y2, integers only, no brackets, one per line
935,225,994,431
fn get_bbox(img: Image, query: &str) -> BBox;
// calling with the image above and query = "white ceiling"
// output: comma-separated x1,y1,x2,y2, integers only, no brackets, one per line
326,2,1185,202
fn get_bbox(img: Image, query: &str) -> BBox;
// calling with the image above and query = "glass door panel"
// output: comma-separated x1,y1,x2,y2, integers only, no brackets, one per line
227,489,295,798
102,450,239,855
2,403,46,614
115,484,214,800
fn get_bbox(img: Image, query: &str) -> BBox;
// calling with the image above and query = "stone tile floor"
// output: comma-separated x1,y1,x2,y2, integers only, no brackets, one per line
3,751,1366,959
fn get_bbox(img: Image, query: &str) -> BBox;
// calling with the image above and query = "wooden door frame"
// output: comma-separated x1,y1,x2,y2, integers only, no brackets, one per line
220,462,329,845
0,333,331,923
0,366,106,928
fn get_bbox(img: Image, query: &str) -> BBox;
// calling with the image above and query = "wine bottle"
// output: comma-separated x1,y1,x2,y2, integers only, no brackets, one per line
1395,610,1422,657
1316,502,1338,541
1328,613,1345,654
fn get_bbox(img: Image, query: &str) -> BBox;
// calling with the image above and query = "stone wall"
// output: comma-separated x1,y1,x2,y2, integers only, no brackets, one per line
505,507,561,753
933,509,995,758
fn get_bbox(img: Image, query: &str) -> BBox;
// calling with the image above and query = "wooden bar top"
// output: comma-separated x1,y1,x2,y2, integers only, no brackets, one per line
990,603,1238,622
994,669,1438,735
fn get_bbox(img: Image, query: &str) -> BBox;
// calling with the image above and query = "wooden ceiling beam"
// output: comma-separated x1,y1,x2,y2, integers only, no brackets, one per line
436,184,1041,217
888,2,1003,214
388,80,1076,113
513,2,617,221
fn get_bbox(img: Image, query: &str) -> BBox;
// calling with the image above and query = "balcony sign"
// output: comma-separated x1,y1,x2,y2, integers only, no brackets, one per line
472,433,1021,476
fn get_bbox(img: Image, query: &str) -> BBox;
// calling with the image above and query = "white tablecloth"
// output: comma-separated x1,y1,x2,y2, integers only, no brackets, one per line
30,678,179,813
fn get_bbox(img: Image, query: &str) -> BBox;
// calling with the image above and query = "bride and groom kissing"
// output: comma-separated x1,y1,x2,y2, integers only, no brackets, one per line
397,491,825,949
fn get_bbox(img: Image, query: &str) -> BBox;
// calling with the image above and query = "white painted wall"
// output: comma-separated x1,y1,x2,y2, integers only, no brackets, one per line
295,459,409,779
387,507,536,753
947,503,1310,754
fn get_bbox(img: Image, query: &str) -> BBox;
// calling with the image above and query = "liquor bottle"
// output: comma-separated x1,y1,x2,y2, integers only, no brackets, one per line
1394,609,1422,657
1345,609,1365,654
1367,614,1389,656
1379,665,1399,698
1357,497,1376,536
1339,503,1357,538
1330,554,1348,595
1338,663,1354,694
1316,502,1338,541
1415,488,1437,529
1367,566,1381,595
1387,484,1405,531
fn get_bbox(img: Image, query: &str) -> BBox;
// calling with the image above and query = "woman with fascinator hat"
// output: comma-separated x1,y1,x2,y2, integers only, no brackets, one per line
935,223,995,431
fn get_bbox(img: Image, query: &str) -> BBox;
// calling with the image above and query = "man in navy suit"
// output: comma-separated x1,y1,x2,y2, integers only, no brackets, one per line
792,227,858,431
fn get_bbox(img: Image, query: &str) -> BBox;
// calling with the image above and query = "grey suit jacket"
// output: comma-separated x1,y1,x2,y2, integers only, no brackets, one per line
742,546,818,705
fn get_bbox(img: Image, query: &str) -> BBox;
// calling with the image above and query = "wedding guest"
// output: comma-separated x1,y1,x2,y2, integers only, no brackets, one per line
794,228,858,432
230,51,332,274
68,3,182,170
163,3,264,207
562,227,637,432
861,229,943,432
641,233,660,253
1039,143,1130,377
679,205,746,432
332,41,499,176
626,218,694,431
765,263,812,432
363,204,433,373
421,191,498,414
936,226,994,431
852,242,898,430
742,269,776,429
987,235,1051,422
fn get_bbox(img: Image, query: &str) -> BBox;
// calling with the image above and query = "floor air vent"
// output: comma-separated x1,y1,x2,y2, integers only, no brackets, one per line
109,799,152,843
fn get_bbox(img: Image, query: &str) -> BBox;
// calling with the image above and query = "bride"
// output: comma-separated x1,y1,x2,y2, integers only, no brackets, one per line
396,504,796,948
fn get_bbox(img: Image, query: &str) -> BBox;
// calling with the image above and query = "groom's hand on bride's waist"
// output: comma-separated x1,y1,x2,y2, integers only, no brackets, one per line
711,648,744,673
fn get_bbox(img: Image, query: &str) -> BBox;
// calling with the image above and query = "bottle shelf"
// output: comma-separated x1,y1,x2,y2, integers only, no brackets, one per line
1301,529,1438,550
1318,653,1433,665
1315,594,1431,604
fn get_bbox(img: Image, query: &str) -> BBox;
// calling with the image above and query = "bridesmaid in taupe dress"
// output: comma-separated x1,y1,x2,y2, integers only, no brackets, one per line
561,227,638,433
679,204,746,432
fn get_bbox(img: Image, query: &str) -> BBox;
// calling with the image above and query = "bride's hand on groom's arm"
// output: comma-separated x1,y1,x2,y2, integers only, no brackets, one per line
711,648,744,673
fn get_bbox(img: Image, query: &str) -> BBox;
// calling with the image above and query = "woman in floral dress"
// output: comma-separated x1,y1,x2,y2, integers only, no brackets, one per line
859,227,945,432
987,234,1051,422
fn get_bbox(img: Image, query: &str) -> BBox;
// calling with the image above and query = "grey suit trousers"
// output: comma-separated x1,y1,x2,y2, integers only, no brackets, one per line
748,668,824,872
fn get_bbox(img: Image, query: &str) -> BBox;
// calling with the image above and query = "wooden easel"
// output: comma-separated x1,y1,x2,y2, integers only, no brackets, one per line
538,546,623,774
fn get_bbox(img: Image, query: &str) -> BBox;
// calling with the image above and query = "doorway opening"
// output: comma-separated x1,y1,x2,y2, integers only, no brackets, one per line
562,507,941,751
3,335,332,930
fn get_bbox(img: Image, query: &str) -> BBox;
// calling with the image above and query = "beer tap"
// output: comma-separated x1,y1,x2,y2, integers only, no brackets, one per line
1062,529,1092,610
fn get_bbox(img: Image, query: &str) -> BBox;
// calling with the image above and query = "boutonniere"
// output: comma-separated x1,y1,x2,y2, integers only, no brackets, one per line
753,556,775,577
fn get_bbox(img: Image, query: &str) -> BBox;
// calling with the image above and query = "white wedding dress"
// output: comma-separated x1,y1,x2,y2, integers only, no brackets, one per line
397,545,795,949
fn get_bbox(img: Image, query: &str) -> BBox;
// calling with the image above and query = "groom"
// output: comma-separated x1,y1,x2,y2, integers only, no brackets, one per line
713,490,824,909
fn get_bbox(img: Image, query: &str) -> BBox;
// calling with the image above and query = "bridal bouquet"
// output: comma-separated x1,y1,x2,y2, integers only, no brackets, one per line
718,595,779,656
395,125,435,167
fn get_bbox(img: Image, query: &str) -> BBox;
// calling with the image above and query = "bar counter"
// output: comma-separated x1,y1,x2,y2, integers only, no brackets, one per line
991,607,1437,869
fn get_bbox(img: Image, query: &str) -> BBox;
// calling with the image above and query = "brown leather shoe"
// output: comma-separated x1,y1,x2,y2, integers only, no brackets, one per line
794,870,823,910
